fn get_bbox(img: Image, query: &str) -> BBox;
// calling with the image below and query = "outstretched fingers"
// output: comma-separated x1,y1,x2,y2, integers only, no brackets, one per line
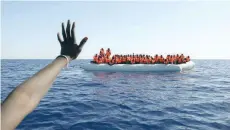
79,37,88,49
62,23,67,41
57,33,63,46
66,20,71,39
71,22,76,42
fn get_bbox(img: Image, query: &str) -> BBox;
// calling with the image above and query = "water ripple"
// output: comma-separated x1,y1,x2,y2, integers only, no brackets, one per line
1,59,230,130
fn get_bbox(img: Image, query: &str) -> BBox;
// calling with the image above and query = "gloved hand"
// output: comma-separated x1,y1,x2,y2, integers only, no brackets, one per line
57,20,88,60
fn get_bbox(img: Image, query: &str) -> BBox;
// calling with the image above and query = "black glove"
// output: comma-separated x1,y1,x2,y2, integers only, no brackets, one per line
57,20,88,60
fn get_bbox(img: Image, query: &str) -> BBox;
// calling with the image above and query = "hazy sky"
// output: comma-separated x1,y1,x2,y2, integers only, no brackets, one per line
1,1,230,59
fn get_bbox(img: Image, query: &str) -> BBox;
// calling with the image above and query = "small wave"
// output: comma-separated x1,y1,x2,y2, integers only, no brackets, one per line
69,122,121,130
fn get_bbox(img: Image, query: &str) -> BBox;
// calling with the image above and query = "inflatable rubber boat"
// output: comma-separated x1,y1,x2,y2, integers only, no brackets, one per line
80,61,195,72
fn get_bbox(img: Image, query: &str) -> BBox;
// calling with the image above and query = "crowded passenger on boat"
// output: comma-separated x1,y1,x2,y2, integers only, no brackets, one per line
92,48,190,65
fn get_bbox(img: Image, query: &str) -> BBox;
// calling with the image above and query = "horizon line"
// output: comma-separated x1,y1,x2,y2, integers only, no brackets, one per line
1,58,230,60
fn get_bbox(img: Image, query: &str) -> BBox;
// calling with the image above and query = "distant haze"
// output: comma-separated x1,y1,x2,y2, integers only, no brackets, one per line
2,1,230,59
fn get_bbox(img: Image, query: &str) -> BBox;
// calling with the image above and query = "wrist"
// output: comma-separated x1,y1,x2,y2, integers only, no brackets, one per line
56,55,72,67
64,55,72,62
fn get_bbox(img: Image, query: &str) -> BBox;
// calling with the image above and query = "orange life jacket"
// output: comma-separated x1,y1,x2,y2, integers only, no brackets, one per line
155,57,158,61
111,59,115,64
131,58,135,64
122,57,126,63
158,58,161,63
95,58,99,63
145,58,149,64
118,58,122,64
142,58,146,63
115,58,120,64
159,58,162,63
106,50,111,57
136,58,140,62
170,58,174,64
178,58,182,64
186,57,190,62
164,59,169,64
93,56,97,61
98,58,103,64
140,58,144,63
100,49,104,56
105,58,110,63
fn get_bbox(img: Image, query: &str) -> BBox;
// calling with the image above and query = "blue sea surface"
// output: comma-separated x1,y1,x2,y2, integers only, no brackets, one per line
1,59,230,130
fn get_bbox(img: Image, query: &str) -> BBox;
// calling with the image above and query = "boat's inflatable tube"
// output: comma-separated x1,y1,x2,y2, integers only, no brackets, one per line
80,61,195,72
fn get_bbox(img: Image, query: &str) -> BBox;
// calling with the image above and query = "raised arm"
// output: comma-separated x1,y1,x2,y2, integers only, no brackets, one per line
1,20,88,130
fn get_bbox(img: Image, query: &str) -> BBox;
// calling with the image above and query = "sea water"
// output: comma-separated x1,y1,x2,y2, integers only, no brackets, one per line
1,59,230,130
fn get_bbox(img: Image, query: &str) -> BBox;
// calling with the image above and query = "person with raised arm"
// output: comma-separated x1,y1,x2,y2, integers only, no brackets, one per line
1,20,88,130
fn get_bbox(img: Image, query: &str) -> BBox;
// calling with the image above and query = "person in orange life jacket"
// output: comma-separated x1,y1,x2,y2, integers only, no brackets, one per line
164,59,169,64
140,55,144,64
105,55,110,63
145,56,149,64
179,54,184,63
172,55,176,64
169,55,174,64
126,55,131,64
147,56,151,64
181,54,184,59
111,56,115,63
92,54,98,63
97,56,103,64
158,55,161,64
159,55,164,64
122,56,126,64
177,56,183,64
186,56,190,62
99,48,105,57
150,56,155,64
130,55,135,64
154,55,158,64
135,55,140,64
114,56,118,64
176,54,180,64
106,48,111,57
150,56,154,64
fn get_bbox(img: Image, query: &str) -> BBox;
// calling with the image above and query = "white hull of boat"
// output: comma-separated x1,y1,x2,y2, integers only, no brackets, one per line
80,61,195,72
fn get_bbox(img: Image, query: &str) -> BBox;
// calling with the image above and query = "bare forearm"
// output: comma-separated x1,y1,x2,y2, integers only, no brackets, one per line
17,57,69,99
1,56,70,130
